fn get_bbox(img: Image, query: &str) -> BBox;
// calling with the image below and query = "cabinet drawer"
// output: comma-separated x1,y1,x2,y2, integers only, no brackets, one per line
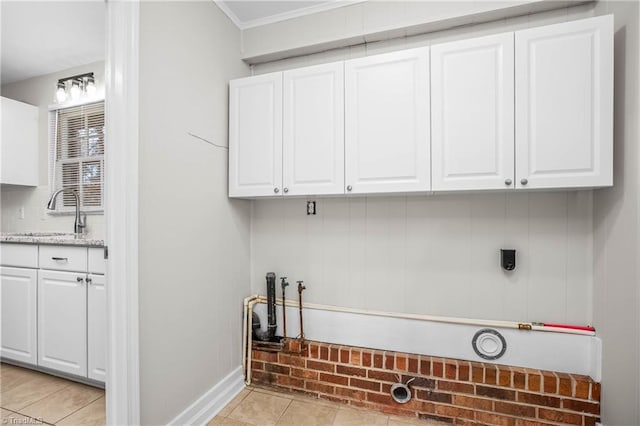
0,244,38,268
88,248,106,274
39,246,87,272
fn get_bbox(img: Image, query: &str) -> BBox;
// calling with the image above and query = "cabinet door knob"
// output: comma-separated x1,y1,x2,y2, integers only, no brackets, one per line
86,277,93,285
346,185,353,192
77,277,84,283
274,188,280,194
520,178,528,186
504,178,512,186
283,187,289,194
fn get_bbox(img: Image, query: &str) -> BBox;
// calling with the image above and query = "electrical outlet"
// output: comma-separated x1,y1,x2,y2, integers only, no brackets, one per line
18,206,25,220
306,201,316,215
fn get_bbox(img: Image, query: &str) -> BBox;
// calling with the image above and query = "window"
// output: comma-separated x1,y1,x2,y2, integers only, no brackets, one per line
49,101,105,213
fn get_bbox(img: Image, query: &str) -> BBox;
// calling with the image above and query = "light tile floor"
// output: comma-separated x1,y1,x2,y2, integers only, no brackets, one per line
0,363,105,426
209,386,445,426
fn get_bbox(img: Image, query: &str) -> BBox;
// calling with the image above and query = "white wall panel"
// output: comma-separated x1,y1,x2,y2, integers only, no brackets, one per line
251,192,593,324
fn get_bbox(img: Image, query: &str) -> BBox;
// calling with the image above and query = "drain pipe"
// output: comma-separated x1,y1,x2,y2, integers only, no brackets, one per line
391,377,415,404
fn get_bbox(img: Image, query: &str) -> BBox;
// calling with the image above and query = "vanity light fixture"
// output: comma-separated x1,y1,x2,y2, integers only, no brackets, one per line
54,72,97,104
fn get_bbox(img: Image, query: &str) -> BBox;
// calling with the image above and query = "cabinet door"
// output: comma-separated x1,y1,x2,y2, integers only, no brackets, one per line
283,62,344,196
515,15,613,189
1,267,37,365
38,270,87,377
229,72,283,197
432,33,515,191
345,47,430,194
0,97,39,186
87,274,106,382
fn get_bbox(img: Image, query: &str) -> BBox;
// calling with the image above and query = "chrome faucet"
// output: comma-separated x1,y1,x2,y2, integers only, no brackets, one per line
46,188,86,234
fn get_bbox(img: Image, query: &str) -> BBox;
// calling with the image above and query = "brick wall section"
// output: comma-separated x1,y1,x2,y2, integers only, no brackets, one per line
251,340,600,426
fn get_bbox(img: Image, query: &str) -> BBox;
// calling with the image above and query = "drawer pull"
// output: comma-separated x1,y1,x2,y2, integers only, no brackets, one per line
52,257,68,262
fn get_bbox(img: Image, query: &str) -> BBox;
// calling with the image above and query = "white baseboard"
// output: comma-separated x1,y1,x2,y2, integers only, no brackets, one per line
168,366,244,426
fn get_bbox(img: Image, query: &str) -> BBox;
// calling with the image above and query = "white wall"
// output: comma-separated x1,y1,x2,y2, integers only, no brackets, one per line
249,4,599,325
137,2,250,424
252,193,593,324
592,1,640,425
1,62,106,238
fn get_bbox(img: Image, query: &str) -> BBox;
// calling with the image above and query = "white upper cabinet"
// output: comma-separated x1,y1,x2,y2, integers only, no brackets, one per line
229,72,283,197
283,62,344,196
431,33,515,191
1,97,39,186
345,47,431,194
515,15,613,189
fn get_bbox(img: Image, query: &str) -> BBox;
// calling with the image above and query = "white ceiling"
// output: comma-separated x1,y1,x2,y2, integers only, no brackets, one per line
217,0,363,29
1,1,106,85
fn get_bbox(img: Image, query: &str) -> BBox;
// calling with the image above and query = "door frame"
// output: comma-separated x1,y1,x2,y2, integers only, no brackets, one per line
104,0,141,424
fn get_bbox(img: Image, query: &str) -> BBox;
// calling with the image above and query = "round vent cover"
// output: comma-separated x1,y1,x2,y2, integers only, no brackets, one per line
472,328,507,360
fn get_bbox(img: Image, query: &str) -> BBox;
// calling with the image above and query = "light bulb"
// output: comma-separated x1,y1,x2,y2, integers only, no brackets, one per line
56,82,67,103
86,79,96,97
70,81,81,100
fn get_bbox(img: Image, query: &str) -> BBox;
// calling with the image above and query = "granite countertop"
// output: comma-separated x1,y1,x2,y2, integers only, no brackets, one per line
0,232,105,247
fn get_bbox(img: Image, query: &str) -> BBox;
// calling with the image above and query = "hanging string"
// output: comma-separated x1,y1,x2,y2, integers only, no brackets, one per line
187,131,228,149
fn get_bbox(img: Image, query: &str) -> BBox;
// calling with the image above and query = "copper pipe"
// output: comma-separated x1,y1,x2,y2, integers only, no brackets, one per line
281,277,289,339
297,281,306,342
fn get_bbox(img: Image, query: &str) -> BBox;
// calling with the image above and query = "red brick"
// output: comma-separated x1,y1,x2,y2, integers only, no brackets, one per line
251,360,264,371
350,350,361,366
384,353,394,370
458,362,470,381
583,415,599,426
320,372,349,386
513,371,526,389
373,352,383,369
307,360,335,373
291,367,318,380
528,373,542,392
485,365,497,385
453,395,493,411
340,349,349,364
308,343,319,359
516,420,555,426
558,373,573,396
408,356,419,373
362,351,372,367
416,390,452,404
420,358,431,376
573,378,590,399
335,386,365,400
367,370,397,383
330,347,339,362
396,355,407,371
444,361,457,380
432,358,444,377
438,380,474,394
253,350,278,362
498,368,511,386
367,392,392,405
277,375,304,389
538,408,582,425
476,385,516,401
471,362,484,383
591,383,601,401
517,391,561,408
319,345,329,360
562,399,600,415
495,401,536,418
543,372,558,394
336,365,367,377
305,381,335,395
265,364,290,375
436,405,474,421
476,412,517,426
252,370,273,384
351,377,381,392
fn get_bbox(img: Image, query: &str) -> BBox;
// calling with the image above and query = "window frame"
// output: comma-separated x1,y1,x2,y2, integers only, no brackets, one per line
48,99,105,215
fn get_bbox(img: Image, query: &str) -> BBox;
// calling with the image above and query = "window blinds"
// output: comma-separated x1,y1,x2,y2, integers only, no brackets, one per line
49,101,105,212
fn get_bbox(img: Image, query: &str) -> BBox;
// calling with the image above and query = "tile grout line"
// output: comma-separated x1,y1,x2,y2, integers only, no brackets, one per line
52,394,105,425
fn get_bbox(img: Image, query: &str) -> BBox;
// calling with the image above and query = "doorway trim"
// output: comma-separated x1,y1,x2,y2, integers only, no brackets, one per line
105,0,140,424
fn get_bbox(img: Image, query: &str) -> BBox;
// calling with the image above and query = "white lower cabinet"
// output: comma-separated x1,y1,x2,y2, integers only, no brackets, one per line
87,273,106,382
0,267,38,365
38,269,88,377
